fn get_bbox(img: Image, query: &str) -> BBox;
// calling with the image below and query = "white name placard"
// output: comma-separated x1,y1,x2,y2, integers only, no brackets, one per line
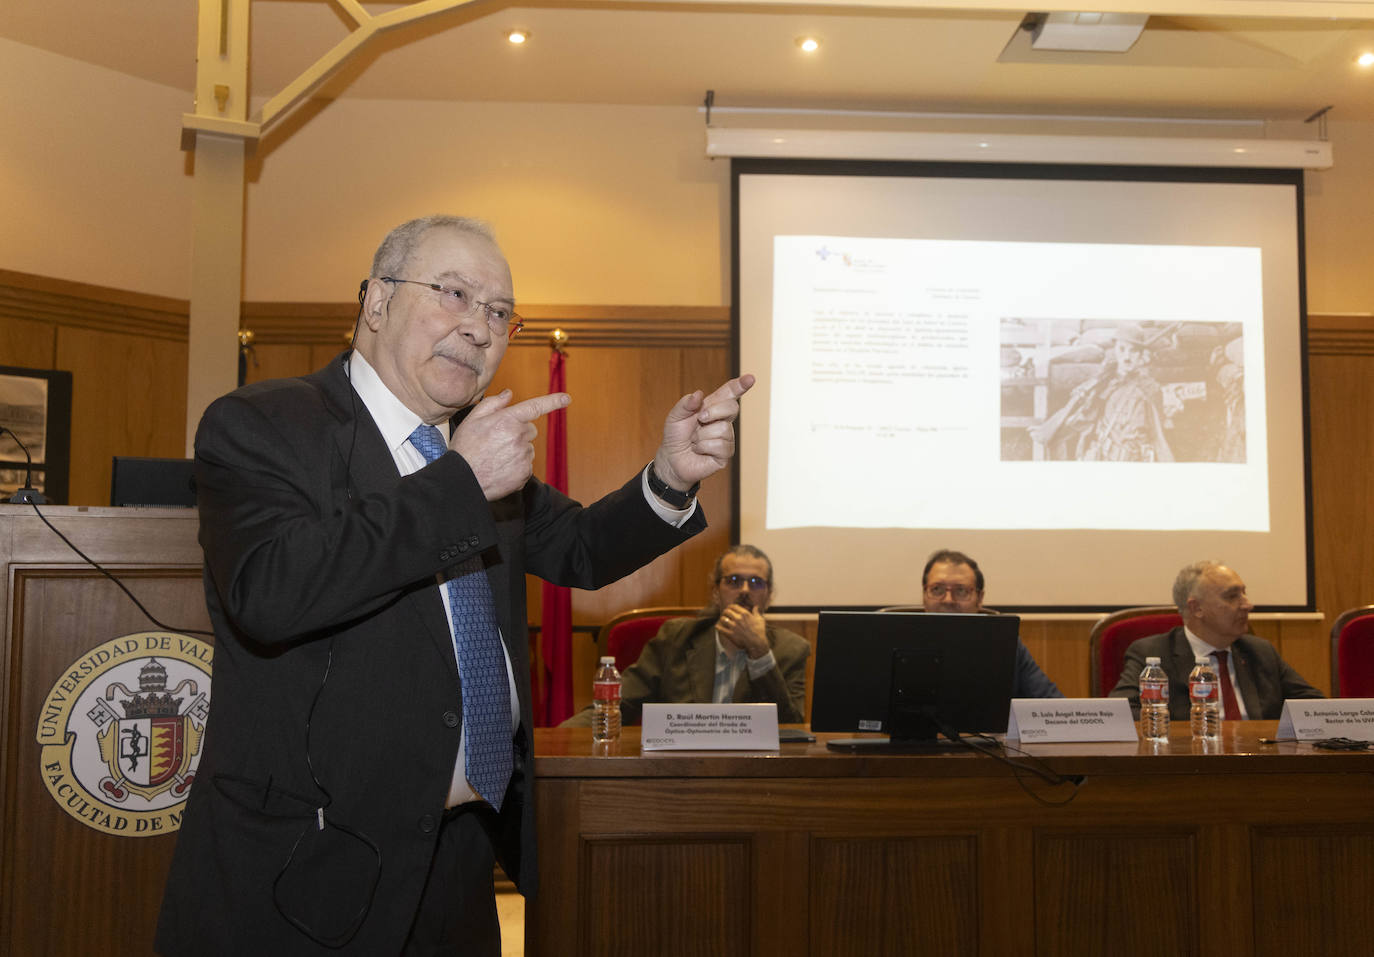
640,703,780,750
1006,698,1138,742
1276,699,1374,741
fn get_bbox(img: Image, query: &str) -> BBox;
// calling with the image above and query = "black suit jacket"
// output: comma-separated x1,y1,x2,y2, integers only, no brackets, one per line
156,354,702,956
1109,626,1322,721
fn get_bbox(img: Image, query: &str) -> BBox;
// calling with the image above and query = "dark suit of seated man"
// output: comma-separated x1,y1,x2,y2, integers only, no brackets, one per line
1110,560,1322,720
921,549,1062,699
563,545,810,726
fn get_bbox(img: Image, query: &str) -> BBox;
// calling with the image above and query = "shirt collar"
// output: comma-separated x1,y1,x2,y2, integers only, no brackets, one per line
347,350,449,456
1183,625,1227,658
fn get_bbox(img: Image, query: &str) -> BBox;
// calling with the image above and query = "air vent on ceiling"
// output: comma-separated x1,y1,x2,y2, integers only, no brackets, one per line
1031,12,1148,53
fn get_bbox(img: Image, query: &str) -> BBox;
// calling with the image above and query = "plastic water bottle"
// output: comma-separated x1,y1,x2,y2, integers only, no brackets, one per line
1188,655,1221,741
1139,656,1171,742
592,656,622,744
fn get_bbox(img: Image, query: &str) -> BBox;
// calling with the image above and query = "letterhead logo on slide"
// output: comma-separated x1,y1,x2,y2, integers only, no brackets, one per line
35,632,212,837
812,242,882,272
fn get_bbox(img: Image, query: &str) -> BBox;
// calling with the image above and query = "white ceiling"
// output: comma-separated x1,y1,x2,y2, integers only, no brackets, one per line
5,2,1374,125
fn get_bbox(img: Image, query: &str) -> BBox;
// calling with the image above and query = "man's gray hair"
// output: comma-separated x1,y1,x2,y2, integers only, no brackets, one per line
370,215,497,279
1172,560,1224,614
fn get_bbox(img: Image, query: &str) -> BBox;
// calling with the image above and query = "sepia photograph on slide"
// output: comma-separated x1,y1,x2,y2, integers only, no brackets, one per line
1001,318,1246,464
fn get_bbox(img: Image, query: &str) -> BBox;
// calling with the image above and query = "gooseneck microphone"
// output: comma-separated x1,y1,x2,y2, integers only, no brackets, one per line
0,426,49,504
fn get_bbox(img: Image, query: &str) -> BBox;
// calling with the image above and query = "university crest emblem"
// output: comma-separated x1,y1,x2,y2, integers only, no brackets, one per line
35,632,213,837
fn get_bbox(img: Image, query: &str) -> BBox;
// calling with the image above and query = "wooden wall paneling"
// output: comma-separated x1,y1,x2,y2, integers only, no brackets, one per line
581,835,750,957
751,828,811,956
810,834,979,957
1020,619,1093,699
979,826,1036,957
1198,821,1254,957
1251,827,1374,957
1308,349,1374,648
1271,619,1329,695
0,314,57,369
241,342,318,385
1035,830,1199,956
554,346,695,623
54,327,188,505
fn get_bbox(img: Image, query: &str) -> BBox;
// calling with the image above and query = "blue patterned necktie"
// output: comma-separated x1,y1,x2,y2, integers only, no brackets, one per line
408,424,514,811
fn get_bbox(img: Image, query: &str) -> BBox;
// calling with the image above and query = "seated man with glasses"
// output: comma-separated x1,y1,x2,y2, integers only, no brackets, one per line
563,544,810,726
921,549,1063,699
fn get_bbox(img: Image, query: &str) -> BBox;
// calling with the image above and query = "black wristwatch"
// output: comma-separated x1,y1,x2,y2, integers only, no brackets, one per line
646,462,699,509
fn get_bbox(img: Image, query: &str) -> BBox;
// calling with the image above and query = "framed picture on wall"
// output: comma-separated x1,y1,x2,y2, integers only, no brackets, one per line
0,365,73,504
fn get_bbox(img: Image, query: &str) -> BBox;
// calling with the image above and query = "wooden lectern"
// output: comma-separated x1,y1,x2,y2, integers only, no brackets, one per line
0,506,208,957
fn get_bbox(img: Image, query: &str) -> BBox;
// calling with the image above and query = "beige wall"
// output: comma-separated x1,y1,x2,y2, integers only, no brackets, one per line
4,38,1371,314
0,39,194,296
245,99,731,305
1296,118,1374,313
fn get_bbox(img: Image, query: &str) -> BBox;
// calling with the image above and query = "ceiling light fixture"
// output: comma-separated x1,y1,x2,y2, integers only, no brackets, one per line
1357,51,1374,68
796,36,820,54
506,29,529,45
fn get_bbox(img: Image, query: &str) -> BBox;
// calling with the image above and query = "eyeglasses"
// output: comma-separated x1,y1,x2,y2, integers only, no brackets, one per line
381,277,524,339
718,574,770,592
925,583,977,601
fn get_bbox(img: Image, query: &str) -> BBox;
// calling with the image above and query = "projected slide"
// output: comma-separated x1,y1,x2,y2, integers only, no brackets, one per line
735,161,1309,609
765,236,1267,532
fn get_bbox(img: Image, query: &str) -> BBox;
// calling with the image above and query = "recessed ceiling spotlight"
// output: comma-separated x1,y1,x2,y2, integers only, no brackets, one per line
506,29,529,45
796,36,821,54
1357,51,1374,67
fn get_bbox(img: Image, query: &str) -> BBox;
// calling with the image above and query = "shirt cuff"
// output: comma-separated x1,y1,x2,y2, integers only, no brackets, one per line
641,465,698,528
745,649,778,679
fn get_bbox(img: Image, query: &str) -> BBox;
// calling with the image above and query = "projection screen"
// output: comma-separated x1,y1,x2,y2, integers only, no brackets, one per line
733,158,1312,612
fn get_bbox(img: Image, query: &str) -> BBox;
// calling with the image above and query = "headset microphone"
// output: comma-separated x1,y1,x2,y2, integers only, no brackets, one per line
357,278,368,304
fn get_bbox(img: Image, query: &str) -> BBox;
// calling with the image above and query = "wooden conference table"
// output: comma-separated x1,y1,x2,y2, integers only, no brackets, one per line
528,724,1374,957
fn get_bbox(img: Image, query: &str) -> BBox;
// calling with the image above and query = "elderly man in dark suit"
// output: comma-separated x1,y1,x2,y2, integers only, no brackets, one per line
1110,560,1322,720
156,215,753,957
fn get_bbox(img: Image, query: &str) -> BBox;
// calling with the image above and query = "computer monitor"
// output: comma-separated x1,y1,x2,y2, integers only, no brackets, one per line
109,456,197,507
810,610,1020,752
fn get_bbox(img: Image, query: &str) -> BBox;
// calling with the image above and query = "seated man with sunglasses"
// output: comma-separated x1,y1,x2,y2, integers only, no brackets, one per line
921,548,1063,699
563,545,810,726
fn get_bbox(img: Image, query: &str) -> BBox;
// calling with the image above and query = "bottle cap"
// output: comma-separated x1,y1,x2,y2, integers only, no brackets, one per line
599,656,615,664
1145,656,1161,664
1195,656,1210,664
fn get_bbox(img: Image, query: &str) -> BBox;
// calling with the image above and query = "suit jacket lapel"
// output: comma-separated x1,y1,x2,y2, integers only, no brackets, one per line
686,622,718,704
1229,640,1263,718
1167,628,1196,698
315,354,460,680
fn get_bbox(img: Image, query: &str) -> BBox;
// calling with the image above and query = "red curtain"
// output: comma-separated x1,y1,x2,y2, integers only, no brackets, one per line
537,346,575,725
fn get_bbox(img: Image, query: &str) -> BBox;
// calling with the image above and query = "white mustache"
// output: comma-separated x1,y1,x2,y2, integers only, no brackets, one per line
435,349,482,376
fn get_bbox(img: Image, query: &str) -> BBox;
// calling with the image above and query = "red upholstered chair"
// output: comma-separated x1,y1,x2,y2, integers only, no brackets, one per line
1088,605,1182,697
1330,605,1374,697
595,606,701,673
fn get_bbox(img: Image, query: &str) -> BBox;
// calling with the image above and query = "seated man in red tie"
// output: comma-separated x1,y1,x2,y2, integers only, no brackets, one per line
1109,560,1323,720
